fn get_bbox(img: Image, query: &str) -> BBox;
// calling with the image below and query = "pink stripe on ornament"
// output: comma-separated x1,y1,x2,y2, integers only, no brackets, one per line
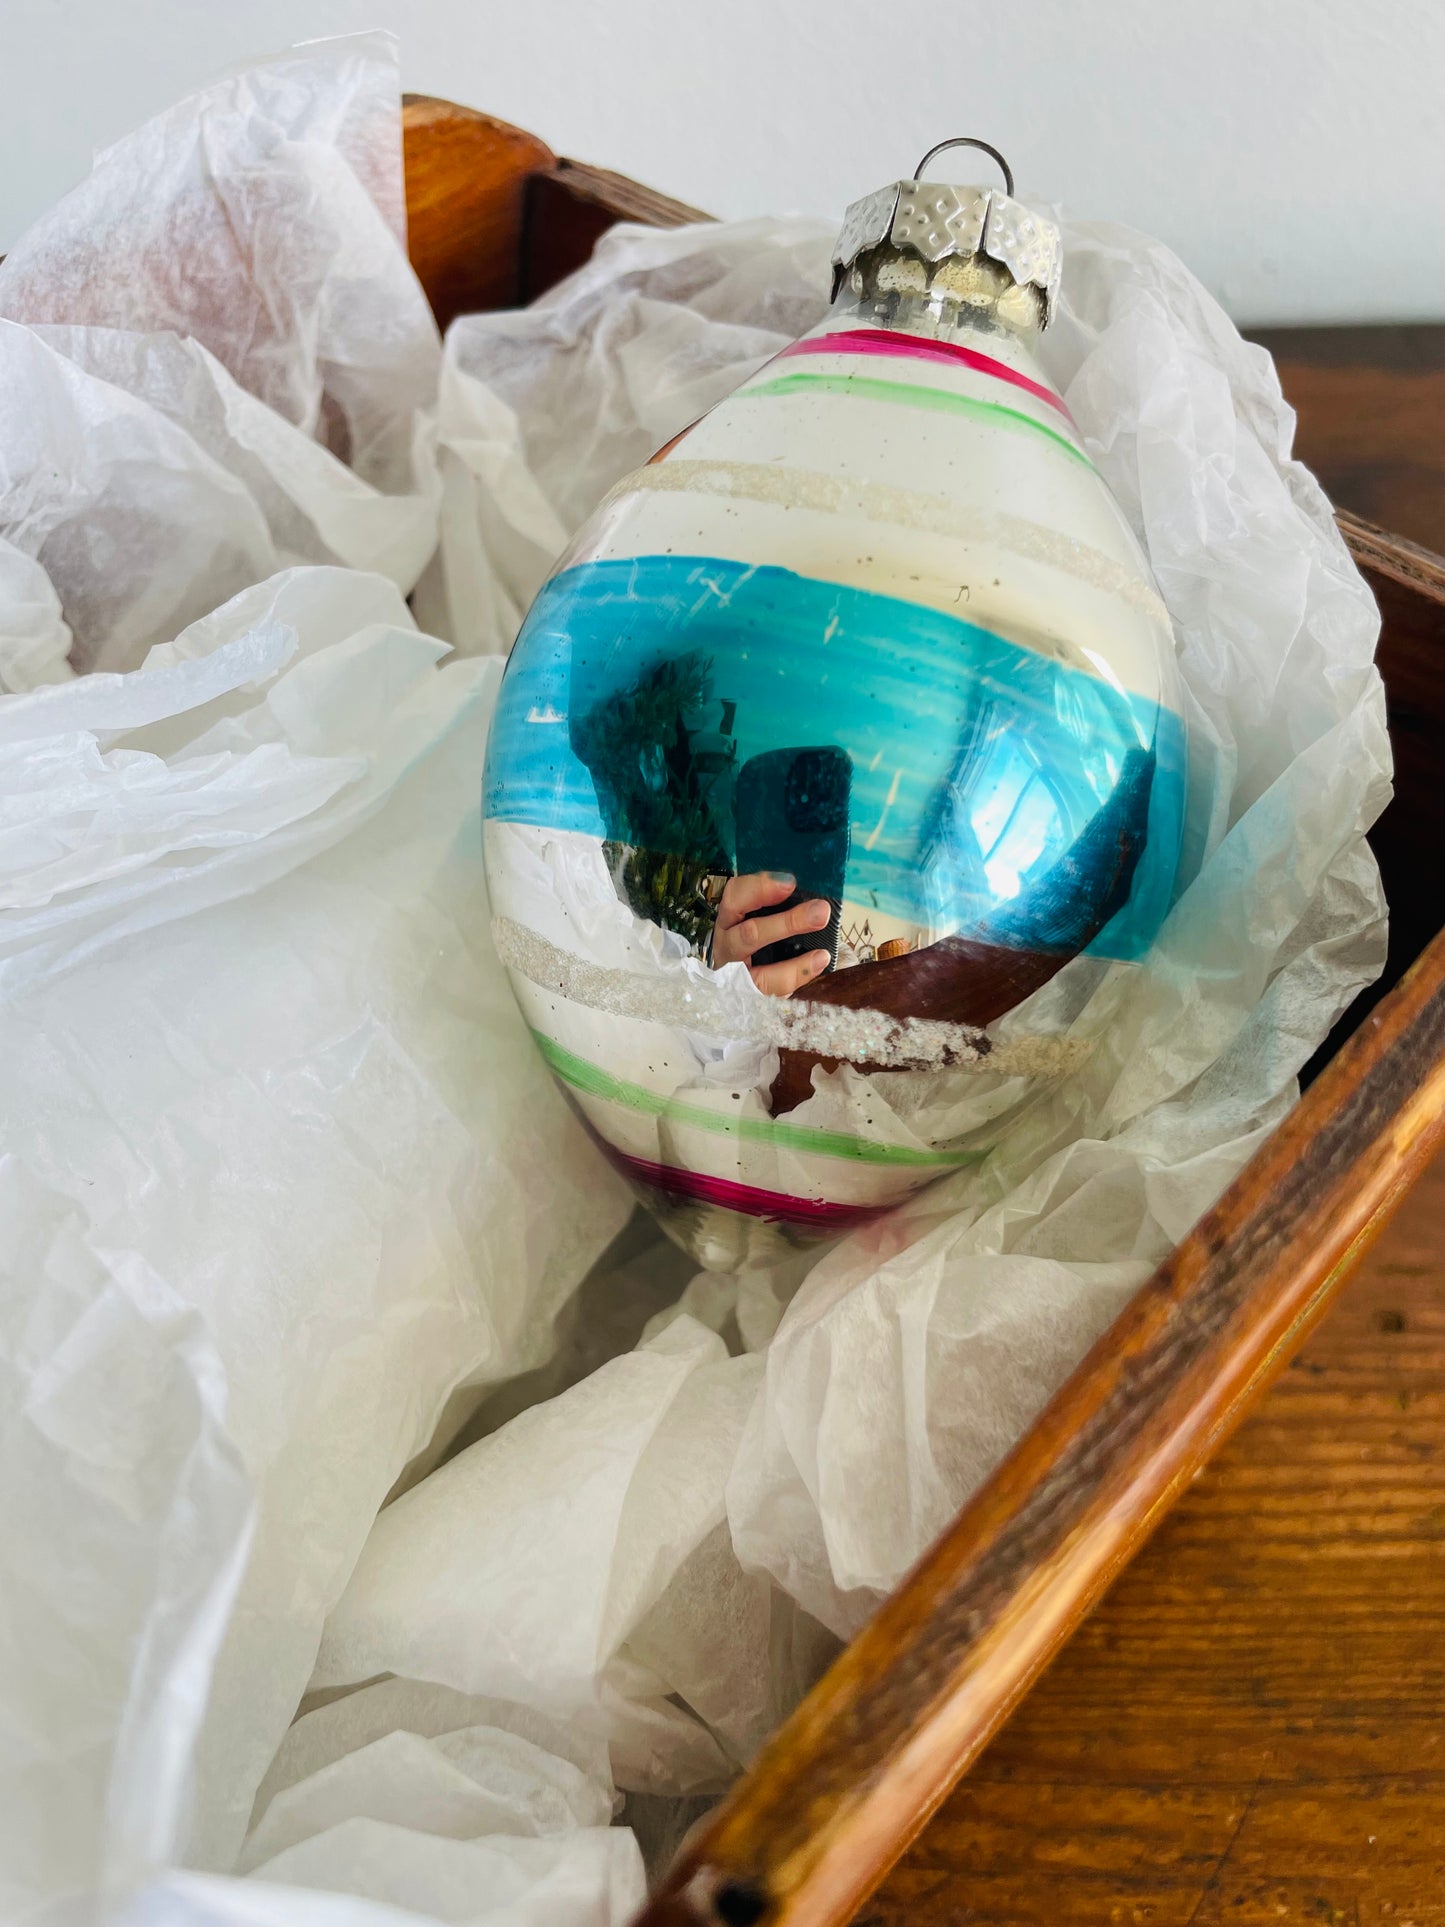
602,1142,890,1230
777,328,1074,423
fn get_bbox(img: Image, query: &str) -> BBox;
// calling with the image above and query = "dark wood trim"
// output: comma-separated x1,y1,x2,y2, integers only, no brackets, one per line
1340,504,1445,595
1247,327,1445,555
520,161,707,303
1303,511,1445,1078
400,95,555,327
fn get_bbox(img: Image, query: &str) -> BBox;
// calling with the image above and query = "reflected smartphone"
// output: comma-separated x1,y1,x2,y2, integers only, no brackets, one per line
734,746,852,969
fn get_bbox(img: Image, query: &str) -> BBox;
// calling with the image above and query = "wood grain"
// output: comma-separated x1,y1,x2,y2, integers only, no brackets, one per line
401,96,554,328
521,161,705,302
399,95,703,320
859,1148,1445,1926
1251,325,1445,555
1315,514,1445,1066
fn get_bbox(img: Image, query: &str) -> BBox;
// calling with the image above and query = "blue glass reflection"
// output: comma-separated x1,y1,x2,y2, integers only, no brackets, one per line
484,554,1185,963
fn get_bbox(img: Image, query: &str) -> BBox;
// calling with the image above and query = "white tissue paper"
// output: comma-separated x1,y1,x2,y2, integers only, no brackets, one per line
0,30,1390,1927
0,33,441,680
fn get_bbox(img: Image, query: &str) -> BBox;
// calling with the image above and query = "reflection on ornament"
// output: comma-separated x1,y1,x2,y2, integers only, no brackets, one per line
483,140,1185,1269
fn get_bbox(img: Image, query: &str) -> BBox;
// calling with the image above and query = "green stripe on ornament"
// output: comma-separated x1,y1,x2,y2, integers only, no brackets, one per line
744,369,1094,467
531,1030,982,1169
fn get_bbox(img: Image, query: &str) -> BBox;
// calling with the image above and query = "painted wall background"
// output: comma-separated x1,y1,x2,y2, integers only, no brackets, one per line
4,0,1442,325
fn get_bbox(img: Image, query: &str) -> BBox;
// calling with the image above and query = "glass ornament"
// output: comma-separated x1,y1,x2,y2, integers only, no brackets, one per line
483,140,1185,1269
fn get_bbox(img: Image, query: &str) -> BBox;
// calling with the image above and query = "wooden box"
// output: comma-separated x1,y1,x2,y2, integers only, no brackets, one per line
399,97,1445,1927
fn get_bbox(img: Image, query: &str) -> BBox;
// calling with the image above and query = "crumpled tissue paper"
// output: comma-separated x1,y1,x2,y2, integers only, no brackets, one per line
0,33,441,680
0,29,1391,1927
0,37,633,1927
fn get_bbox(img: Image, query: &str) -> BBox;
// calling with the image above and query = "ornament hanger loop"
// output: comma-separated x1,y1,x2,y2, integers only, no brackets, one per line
912,136,1015,198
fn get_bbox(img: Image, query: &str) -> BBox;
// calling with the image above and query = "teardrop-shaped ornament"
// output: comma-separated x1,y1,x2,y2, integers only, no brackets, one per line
484,140,1185,1269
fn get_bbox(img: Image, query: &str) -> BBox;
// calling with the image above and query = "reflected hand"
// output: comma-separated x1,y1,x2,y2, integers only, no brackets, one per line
711,873,832,996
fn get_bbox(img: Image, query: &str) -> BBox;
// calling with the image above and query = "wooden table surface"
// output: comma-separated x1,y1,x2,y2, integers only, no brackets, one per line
856,326,1445,1926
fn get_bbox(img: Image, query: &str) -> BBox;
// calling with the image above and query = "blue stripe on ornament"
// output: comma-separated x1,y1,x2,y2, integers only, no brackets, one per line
483,555,1185,961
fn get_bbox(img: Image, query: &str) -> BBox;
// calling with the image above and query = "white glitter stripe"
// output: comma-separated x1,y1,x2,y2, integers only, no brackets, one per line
607,459,1172,630
492,917,1088,1078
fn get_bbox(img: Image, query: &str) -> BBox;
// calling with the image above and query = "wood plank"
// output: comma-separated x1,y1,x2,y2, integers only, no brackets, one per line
861,1151,1445,1925
1305,515,1445,1076
1250,325,1445,554
401,95,554,328
520,162,705,303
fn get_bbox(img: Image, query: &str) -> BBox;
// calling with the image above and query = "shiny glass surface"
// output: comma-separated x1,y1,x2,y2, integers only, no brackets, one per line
481,249,1187,1264
484,553,1184,972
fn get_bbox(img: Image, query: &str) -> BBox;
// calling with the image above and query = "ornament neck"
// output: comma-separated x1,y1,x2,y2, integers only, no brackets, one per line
833,245,1045,347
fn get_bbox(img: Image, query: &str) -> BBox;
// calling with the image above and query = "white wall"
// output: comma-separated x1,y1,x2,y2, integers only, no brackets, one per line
5,0,1442,326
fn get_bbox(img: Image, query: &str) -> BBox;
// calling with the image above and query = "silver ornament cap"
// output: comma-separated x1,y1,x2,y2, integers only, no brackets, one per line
832,136,1062,325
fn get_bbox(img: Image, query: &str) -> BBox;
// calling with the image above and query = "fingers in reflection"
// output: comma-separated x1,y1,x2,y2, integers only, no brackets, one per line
711,871,834,996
